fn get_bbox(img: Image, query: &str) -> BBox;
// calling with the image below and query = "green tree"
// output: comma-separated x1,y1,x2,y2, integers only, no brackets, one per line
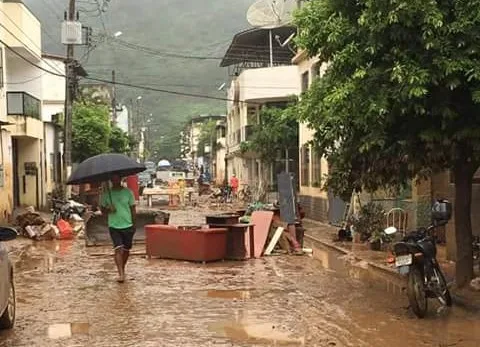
72,101,111,163
295,0,480,286
241,105,298,164
109,126,131,154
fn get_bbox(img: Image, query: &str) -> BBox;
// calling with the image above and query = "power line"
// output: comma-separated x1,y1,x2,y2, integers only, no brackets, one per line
0,15,64,75
39,0,63,21
5,72,48,84
110,39,294,61
0,38,65,77
86,74,301,90
94,0,108,33
0,38,262,105
111,39,222,60
87,75,236,103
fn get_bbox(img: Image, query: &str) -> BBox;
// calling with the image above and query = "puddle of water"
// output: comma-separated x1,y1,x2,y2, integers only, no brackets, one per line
211,321,305,346
309,242,406,296
48,323,90,339
207,289,252,300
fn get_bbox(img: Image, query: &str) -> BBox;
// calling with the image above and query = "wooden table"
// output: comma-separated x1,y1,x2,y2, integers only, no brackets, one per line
143,187,194,208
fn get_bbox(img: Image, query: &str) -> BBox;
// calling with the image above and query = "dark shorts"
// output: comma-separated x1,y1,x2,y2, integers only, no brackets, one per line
109,227,135,250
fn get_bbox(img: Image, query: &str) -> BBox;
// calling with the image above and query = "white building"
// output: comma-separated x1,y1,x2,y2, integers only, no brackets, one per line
116,105,129,133
221,26,300,189
41,54,66,201
2,0,45,210
0,1,67,216
214,120,226,184
180,114,225,173
225,66,300,186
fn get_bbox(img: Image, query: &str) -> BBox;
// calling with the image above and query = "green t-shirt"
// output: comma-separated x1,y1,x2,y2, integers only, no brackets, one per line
100,188,135,229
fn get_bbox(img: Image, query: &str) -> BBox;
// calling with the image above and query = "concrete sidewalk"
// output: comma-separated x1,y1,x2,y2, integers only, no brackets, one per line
303,219,480,311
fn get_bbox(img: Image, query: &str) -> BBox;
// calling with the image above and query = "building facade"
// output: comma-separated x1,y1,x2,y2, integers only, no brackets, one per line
180,115,225,176
293,51,335,222
225,66,300,188
0,1,66,218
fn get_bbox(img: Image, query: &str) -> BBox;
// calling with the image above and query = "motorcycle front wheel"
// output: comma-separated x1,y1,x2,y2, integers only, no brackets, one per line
434,264,452,307
407,267,428,318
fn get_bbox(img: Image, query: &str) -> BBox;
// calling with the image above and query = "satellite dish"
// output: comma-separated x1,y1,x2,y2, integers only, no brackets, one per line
246,0,297,66
247,0,297,29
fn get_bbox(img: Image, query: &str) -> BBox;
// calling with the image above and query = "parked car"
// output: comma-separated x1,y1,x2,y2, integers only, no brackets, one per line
0,227,17,329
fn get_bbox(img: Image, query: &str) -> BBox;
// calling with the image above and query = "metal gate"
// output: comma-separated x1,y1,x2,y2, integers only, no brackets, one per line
328,191,346,226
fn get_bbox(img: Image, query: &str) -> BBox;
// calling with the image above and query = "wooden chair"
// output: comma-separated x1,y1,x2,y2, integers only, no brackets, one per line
386,208,408,237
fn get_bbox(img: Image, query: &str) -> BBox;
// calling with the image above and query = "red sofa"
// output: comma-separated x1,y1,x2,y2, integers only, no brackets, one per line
145,225,227,262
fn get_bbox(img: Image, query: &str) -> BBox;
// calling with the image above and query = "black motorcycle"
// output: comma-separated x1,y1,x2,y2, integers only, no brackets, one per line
385,199,452,318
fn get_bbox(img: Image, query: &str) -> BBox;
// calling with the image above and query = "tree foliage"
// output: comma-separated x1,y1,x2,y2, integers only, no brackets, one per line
72,101,111,163
109,126,131,154
241,104,298,163
151,134,181,162
295,0,480,286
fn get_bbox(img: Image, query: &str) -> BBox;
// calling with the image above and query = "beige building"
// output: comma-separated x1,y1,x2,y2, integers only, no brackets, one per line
293,51,334,221
2,0,44,212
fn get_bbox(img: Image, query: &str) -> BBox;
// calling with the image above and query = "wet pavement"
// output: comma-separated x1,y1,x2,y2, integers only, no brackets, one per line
0,212,479,346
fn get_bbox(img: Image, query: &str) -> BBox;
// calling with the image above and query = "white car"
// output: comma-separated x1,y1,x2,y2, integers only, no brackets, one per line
0,227,17,329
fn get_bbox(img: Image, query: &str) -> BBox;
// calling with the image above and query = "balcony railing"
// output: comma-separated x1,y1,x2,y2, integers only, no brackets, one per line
7,92,41,119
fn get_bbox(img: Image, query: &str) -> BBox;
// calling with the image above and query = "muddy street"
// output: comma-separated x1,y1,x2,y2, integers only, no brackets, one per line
0,217,479,346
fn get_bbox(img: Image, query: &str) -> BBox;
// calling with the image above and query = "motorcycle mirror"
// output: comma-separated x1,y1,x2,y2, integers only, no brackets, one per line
384,226,397,235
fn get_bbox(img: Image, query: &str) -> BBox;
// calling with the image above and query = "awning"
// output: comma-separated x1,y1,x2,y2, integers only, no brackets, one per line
220,26,297,67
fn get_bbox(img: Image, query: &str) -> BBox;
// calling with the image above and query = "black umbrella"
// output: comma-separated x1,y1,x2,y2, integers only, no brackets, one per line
67,153,146,185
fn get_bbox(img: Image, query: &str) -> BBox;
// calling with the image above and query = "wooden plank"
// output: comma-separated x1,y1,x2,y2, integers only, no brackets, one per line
251,211,274,258
264,227,284,256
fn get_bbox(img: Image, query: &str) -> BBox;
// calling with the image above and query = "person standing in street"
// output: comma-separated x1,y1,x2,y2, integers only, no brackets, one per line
100,175,136,283
230,174,239,198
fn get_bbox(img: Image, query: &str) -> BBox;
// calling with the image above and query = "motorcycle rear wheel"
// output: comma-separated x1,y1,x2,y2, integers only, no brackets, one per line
407,267,428,318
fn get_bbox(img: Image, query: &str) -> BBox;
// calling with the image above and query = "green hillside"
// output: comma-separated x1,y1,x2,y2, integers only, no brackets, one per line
25,0,253,151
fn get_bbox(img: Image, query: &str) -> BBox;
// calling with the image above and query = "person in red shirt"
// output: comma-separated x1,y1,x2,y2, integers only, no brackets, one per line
229,174,239,197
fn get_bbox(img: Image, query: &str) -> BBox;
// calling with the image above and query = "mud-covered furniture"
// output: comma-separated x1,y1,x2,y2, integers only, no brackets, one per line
205,214,239,225
85,209,169,246
208,223,253,260
145,225,227,262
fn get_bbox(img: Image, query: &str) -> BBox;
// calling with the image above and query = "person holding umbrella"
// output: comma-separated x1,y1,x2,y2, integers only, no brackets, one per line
100,175,136,283
67,153,146,283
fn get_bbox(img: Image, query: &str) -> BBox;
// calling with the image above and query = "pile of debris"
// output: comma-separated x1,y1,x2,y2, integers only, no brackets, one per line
14,206,86,241
14,207,59,240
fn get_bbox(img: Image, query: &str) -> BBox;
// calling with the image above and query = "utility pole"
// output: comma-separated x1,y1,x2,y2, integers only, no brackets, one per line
111,70,117,124
63,0,76,198
128,99,134,158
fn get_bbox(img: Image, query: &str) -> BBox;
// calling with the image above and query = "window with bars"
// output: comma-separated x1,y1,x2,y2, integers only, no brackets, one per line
301,71,309,93
301,145,310,186
311,148,322,188
0,48,3,89
311,62,321,80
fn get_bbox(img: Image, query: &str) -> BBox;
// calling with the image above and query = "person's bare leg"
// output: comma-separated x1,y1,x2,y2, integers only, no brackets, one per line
287,224,302,253
114,248,125,282
122,249,130,273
